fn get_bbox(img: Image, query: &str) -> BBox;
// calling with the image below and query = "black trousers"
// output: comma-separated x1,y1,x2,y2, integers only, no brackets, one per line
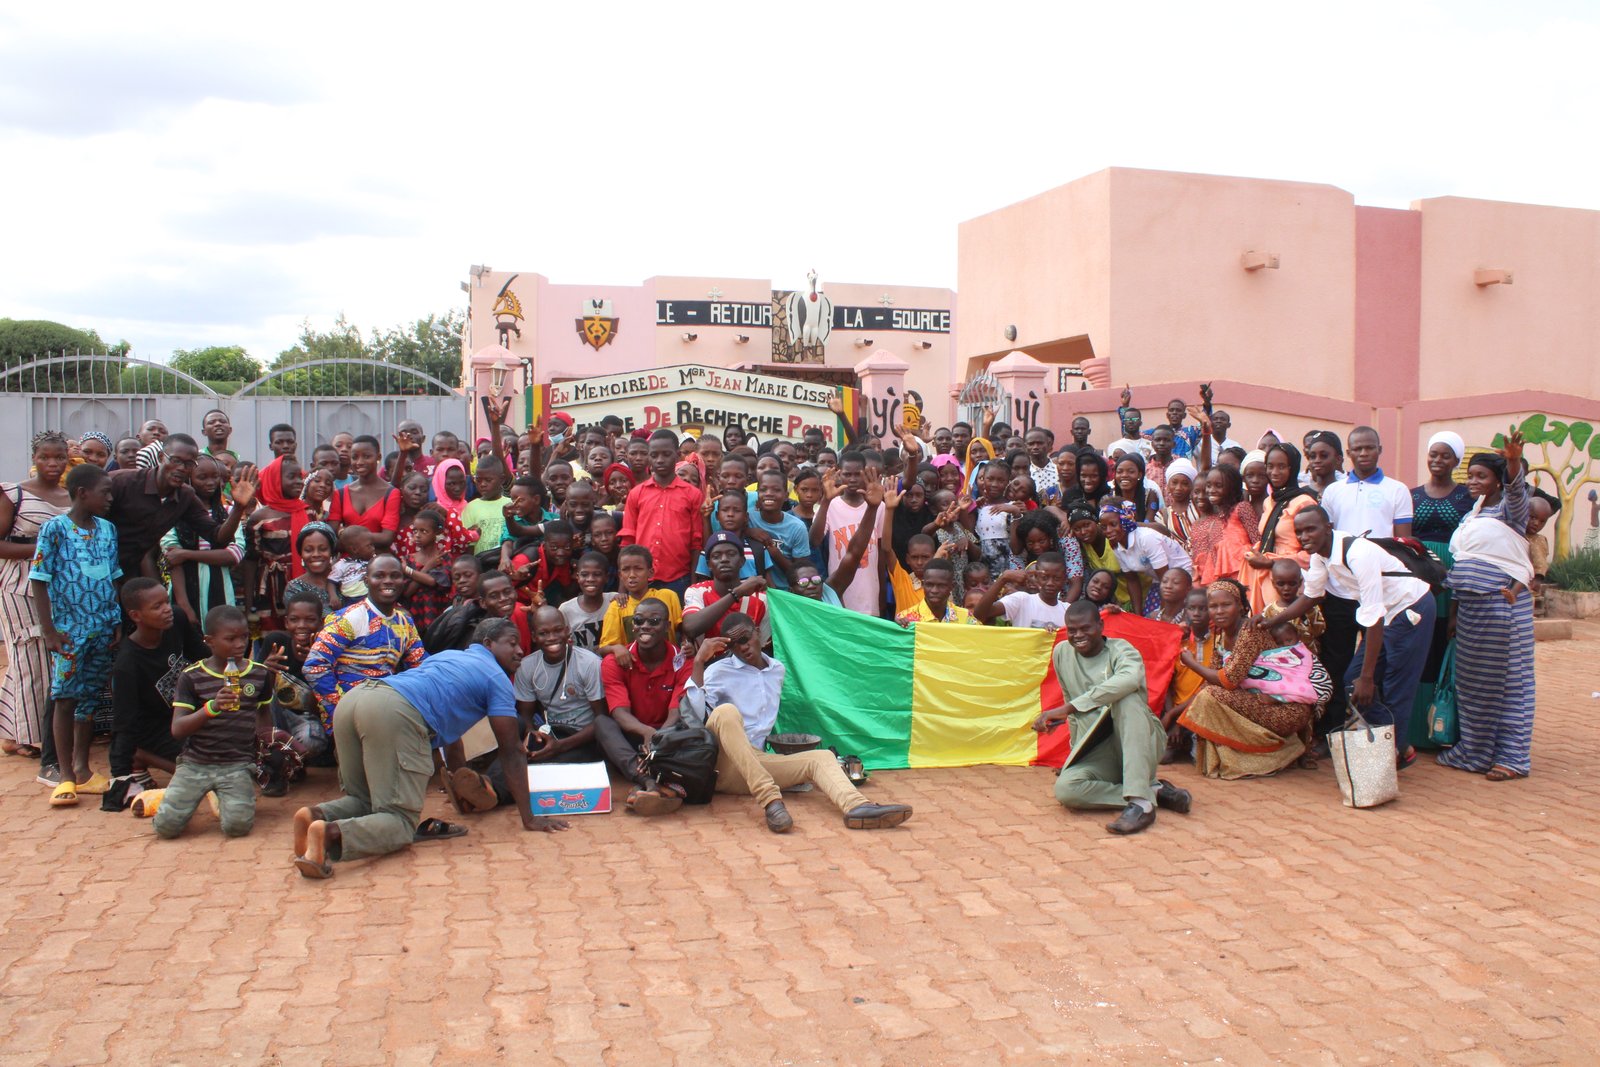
1316,594,1359,738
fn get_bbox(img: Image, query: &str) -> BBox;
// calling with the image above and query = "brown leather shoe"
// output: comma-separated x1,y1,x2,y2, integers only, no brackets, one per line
765,800,794,833
843,803,912,830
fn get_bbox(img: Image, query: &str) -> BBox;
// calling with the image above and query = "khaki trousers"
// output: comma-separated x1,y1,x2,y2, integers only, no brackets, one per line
706,704,868,813
1053,694,1165,810
319,681,433,861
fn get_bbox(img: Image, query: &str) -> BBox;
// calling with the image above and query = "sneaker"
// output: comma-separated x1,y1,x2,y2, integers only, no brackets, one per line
36,765,61,787
131,771,158,790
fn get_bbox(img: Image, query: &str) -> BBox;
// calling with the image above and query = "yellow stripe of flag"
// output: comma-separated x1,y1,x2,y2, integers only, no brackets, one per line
907,624,1054,769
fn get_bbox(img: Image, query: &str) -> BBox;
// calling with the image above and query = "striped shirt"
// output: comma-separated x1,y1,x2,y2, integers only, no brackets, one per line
302,599,426,729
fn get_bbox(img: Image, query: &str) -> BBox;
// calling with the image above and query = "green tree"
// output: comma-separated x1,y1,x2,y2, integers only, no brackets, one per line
0,318,131,391
170,345,262,384
1492,414,1600,561
270,312,462,395
370,309,465,388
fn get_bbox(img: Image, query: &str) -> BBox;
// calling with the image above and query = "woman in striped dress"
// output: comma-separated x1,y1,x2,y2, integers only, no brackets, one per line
1438,431,1535,781
0,432,71,761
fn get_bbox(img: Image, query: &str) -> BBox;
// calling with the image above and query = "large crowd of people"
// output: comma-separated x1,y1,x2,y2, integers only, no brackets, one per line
0,384,1545,863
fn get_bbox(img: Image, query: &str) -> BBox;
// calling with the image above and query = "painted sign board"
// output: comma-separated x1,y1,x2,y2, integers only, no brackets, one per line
531,363,848,444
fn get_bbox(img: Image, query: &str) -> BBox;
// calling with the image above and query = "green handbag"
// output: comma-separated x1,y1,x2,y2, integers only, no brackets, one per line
1426,643,1459,747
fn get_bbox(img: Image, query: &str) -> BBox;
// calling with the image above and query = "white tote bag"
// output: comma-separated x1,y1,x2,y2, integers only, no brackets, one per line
1329,711,1400,809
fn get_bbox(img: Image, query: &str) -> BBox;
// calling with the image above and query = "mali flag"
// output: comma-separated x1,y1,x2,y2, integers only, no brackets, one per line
768,591,1181,770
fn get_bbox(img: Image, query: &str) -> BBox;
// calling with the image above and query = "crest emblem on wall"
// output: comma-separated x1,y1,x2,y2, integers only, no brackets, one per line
576,299,619,350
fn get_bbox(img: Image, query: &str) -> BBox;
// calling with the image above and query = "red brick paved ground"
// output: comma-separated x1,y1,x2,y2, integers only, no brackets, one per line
1,627,1598,1065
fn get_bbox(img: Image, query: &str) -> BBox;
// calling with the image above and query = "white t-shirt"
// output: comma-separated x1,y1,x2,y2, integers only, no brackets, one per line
559,594,617,651
1321,472,1413,538
824,495,883,616
1112,527,1171,575
999,591,1068,629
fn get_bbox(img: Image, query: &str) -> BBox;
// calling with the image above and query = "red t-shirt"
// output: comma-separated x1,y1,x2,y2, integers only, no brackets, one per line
600,643,690,729
682,581,768,639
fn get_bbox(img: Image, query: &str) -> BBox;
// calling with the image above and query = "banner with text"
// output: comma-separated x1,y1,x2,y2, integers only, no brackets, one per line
545,364,846,443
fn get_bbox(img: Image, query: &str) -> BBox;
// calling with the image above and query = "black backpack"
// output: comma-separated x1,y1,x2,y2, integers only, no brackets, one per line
643,722,720,804
1342,535,1449,591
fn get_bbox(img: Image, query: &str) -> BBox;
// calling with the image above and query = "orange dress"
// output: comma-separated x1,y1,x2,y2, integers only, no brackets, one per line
1240,494,1316,613
1190,511,1253,587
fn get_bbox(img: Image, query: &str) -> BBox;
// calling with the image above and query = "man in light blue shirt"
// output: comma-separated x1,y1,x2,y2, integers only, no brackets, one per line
686,613,912,835
291,619,569,880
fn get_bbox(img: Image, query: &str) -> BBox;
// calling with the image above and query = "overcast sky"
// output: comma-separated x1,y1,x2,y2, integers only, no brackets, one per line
3,1,1597,365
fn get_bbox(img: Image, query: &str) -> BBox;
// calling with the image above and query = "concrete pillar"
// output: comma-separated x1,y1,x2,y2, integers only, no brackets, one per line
469,344,524,443
989,351,1052,437
854,349,912,441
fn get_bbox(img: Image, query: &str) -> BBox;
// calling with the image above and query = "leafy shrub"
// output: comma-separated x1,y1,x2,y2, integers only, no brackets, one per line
1547,549,1600,592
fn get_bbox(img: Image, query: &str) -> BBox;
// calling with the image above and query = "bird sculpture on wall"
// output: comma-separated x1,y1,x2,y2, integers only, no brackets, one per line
782,269,833,359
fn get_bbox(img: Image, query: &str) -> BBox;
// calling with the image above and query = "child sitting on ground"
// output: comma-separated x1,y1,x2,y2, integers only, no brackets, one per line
145,605,277,838
331,525,375,601
108,578,187,795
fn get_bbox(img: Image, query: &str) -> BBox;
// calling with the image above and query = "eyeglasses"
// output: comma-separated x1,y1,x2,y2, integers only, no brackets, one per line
794,575,823,588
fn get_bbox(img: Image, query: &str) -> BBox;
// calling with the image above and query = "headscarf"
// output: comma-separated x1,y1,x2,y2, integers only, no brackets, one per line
431,458,468,520
1100,500,1137,539
296,520,337,554
1258,443,1314,552
1241,449,1268,471
1304,430,1342,457
1427,431,1465,463
601,461,636,503
81,431,113,451
963,437,995,482
1066,503,1098,526
929,453,961,470
1165,458,1198,485
1467,451,1508,485
259,456,310,578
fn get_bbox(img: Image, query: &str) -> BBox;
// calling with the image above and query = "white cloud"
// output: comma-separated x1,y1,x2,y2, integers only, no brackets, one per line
2,0,1599,364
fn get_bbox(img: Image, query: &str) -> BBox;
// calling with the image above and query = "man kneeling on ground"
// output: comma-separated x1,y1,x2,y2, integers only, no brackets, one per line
291,618,568,878
1034,600,1191,835
688,612,912,833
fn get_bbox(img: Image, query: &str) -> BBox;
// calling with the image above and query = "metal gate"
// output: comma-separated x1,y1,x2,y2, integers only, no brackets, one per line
0,354,468,473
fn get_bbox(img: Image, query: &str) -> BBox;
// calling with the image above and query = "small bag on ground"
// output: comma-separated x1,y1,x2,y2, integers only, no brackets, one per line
643,722,720,804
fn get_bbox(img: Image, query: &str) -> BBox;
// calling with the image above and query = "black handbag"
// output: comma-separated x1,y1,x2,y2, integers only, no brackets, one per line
643,722,720,804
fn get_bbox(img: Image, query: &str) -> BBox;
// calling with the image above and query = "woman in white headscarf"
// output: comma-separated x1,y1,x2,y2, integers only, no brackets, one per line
1408,429,1475,752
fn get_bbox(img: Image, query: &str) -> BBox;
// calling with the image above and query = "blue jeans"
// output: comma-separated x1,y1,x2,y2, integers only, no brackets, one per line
1345,594,1436,752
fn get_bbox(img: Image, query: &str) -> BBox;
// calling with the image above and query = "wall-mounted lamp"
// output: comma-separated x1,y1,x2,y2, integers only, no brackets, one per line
469,264,492,284
1474,269,1513,287
733,334,750,344
1241,251,1280,271
1004,325,1018,342
681,332,698,342
912,340,933,350
854,338,874,348
489,357,517,398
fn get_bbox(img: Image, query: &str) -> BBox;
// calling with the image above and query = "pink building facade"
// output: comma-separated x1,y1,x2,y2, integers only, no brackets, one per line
462,271,955,445
957,168,1600,555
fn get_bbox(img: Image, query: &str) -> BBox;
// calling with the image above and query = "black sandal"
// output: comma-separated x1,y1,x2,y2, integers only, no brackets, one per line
413,817,469,841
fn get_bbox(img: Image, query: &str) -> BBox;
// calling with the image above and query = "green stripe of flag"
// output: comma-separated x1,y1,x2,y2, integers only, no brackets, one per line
768,591,915,769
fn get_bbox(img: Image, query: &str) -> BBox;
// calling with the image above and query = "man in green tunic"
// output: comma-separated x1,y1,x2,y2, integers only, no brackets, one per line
1034,601,1193,834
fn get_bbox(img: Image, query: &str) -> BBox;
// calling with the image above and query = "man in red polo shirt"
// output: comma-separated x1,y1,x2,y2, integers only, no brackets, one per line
597,598,691,811
619,429,703,598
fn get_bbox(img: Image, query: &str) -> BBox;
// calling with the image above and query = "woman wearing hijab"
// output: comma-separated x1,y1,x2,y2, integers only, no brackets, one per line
1438,433,1536,781
1409,429,1474,743
1161,457,1201,548
1239,443,1317,613
1303,431,1344,496
77,431,113,469
430,457,470,524
602,461,636,510
963,437,996,493
246,455,310,629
